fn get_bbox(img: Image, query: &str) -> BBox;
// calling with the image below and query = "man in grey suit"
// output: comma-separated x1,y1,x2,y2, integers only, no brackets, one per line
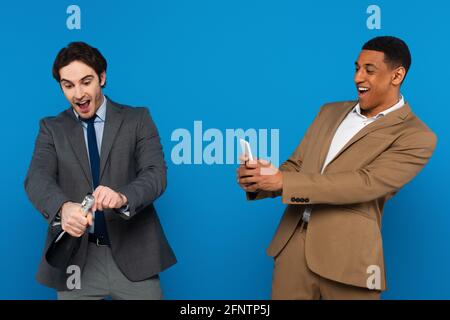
24,42,176,299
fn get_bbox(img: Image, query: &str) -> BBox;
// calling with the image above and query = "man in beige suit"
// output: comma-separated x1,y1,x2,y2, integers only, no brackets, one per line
237,36,437,299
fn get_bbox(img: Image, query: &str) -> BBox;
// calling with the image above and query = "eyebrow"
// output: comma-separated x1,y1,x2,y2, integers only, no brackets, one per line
60,75,94,84
80,75,94,81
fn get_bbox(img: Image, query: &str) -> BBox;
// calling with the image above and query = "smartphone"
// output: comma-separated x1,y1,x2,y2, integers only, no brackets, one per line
239,138,254,161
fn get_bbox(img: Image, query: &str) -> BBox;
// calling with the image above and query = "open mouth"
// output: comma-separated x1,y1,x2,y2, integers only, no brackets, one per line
75,100,91,113
357,86,370,97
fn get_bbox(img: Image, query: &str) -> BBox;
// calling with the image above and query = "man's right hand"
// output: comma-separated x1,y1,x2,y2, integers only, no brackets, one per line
60,202,93,237
237,156,283,193
237,156,261,190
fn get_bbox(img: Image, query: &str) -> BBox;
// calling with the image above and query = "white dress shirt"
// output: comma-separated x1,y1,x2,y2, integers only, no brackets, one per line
302,95,405,222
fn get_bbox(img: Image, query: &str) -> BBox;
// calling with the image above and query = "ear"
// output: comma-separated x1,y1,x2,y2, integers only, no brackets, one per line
99,72,106,87
391,66,406,86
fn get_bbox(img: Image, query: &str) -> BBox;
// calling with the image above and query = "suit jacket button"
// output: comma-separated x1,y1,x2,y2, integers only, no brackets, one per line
291,197,296,202
305,198,310,203
299,198,305,203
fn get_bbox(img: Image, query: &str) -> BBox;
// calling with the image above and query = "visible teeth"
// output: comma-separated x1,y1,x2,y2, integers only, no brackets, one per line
358,87,369,92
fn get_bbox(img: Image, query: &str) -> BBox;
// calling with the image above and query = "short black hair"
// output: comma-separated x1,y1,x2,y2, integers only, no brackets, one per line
52,42,107,87
362,36,411,75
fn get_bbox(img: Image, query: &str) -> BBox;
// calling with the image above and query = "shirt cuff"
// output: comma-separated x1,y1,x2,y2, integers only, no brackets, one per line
117,204,130,217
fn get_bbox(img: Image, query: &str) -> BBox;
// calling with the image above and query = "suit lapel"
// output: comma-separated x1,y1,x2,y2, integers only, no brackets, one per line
317,101,356,171
99,99,124,182
64,109,93,187
323,103,411,170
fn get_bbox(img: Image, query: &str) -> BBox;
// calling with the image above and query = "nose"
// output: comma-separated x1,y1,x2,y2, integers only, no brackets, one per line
354,68,364,84
74,85,85,100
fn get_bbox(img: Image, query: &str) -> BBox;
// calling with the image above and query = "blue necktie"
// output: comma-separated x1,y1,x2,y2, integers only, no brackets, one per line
80,115,109,244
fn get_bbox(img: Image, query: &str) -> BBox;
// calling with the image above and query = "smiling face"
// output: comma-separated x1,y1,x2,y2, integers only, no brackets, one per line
354,49,405,117
59,60,106,119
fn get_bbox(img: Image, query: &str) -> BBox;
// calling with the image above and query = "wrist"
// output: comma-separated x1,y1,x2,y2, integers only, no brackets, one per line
277,171,283,191
119,193,128,207
59,201,72,217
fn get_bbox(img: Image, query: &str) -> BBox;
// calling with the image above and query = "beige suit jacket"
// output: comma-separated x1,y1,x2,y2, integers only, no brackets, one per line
249,101,437,291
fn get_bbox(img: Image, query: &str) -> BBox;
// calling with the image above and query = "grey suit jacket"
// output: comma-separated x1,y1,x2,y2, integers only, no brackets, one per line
24,98,176,290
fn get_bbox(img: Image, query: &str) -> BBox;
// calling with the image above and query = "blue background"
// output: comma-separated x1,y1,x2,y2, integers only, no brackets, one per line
0,0,448,299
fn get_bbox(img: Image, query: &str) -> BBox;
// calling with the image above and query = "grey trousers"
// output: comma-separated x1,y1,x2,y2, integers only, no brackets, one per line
57,242,163,300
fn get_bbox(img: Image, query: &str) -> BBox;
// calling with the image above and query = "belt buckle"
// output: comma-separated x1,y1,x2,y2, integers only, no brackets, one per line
96,238,107,247
299,218,308,233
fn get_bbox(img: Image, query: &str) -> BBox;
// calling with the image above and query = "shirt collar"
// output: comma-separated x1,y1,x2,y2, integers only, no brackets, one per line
73,95,107,122
354,95,405,119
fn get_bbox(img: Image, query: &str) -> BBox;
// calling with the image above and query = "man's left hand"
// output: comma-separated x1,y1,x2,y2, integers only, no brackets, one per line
92,185,128,212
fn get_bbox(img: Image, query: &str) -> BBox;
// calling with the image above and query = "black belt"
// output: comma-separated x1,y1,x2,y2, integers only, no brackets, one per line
88,233,110,246
300,219,308,231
